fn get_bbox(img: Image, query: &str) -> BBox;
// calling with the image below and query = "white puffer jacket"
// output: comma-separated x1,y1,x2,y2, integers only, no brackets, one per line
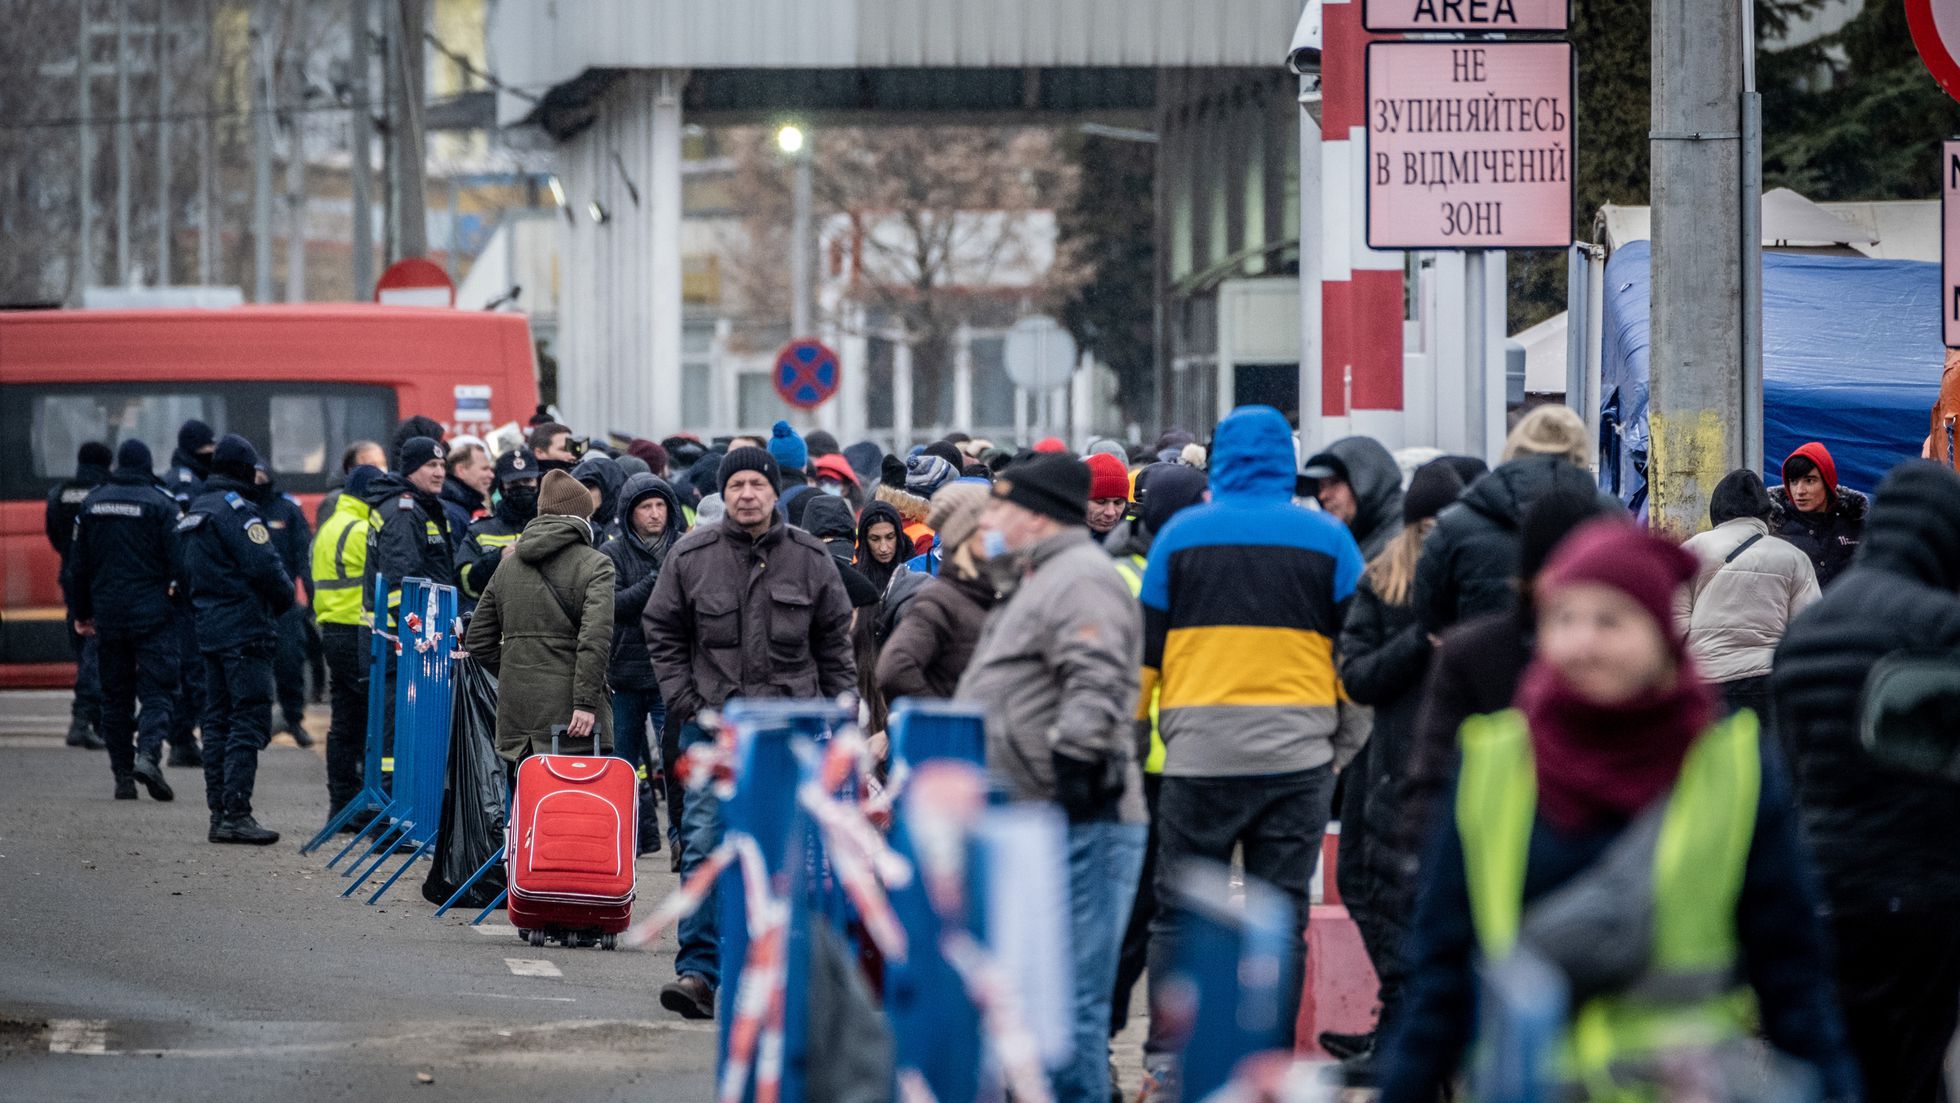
1673,517,1821,682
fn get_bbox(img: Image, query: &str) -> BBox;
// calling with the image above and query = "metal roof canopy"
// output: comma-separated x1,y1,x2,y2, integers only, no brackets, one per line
489,0,1305,130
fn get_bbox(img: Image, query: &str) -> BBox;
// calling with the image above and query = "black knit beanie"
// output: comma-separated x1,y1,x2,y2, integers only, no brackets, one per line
114,439,152,473
993,454,1089,526
718,446,781,495
1403,460,1466,525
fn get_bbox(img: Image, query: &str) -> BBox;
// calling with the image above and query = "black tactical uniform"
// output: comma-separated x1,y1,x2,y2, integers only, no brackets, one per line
180,435,293,846
256,469,315,744
455,448,540,611
46,443,111,748
64,440,179,800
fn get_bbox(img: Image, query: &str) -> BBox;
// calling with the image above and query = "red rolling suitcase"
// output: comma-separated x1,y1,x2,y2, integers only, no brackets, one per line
507,730,637,949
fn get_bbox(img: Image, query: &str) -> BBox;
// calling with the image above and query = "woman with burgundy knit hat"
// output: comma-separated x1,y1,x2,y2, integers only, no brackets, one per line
1767,441,1866,588
1379,519,1859,1103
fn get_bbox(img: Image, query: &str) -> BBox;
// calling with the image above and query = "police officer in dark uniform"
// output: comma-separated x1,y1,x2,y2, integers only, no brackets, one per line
46,441,112,749
254,463,315,747
455,447,539,612
180,435,293,846
359,436,454,780
165,418,218,770
65,439,181,801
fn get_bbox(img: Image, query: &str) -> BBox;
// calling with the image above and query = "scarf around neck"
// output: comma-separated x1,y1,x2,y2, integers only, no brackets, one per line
1513,658,1716,832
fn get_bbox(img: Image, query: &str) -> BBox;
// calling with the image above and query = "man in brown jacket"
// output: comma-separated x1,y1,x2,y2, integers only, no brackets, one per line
462,469,615,761
641,446,855,1020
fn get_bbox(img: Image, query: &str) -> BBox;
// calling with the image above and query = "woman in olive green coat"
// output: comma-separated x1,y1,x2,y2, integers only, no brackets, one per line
463,469,615,761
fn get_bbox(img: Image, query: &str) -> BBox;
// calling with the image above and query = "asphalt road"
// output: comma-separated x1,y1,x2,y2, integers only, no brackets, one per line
0,691,715,1102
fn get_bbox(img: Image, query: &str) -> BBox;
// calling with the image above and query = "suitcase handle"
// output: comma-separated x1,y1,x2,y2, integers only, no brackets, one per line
548,722,602,757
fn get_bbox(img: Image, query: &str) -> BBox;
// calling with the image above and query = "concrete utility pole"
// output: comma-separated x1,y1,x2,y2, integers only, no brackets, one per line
155,0,171,283
349,0,374,298
384,0,428,260
197,0,213,285
78,2,94,292
252,14,275,302
285,27,307,303
1649,0,1758,531
115,0,132,285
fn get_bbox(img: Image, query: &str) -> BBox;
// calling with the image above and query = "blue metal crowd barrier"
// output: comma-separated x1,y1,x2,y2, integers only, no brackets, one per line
299,575,396,855
712,699,853,1103
1164,862,1297,1102
342,579,459,902
881,700,989,1103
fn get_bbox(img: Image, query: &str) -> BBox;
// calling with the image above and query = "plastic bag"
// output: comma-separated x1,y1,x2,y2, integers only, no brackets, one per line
422,657,508,907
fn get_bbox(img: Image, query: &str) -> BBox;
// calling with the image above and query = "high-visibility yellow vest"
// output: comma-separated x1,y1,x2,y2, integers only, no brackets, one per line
1456,708,1762,1099
311,495,374,627
1112,552,1165,774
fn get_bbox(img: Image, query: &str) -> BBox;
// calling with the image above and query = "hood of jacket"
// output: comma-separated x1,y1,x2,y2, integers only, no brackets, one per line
570,453,625,528
516,513,597,563
1322,436,1405,549
1102,515,1152,560
359,470,416,509
331,488,375,524
1211,405,1297,501
800,493,858,542
1853,462,1960,591
1458,453,1598,531
617,472,687,553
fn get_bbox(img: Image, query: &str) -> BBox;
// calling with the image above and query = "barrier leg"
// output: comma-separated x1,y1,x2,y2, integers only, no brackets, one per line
324,806,393,869
300,786,388,855
341,829,411,897
471,889,508,926
434,846,506,917
366,837,435,905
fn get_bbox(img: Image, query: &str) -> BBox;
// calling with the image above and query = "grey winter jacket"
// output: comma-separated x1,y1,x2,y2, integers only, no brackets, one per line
955,527,1145,823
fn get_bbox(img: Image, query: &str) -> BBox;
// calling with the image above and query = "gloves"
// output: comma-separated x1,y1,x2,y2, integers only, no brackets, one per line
1052,749,1123,823
881,454,908,489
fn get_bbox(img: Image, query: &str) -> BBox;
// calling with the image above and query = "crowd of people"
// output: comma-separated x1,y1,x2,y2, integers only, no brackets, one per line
44,400,1960,1103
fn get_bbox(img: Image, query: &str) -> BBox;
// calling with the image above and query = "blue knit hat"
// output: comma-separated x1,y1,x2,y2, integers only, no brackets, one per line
769,420,809,472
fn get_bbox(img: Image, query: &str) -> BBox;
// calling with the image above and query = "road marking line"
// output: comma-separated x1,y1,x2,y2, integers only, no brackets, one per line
48,1019,108,1054
464,992,577,1003
503,958,562,978
473,924,517,937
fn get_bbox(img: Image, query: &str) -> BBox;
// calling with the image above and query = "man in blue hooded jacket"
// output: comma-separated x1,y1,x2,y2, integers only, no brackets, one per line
1138,405,1366,1087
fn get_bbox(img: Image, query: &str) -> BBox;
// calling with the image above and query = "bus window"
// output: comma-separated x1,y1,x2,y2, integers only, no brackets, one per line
269,389,393,478
28,390,224,480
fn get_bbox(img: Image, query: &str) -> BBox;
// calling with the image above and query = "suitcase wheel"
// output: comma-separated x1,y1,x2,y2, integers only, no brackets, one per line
529,929,546,948
601,934,617,951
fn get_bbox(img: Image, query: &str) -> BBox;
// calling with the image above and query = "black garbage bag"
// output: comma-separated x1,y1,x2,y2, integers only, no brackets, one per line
422,657,508,908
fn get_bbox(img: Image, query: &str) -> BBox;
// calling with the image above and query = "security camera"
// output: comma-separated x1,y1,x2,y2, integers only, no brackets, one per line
1287,0,1323,76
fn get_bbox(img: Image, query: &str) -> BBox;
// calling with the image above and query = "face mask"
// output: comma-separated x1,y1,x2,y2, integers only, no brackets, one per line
981,529,1010,561
819,480,846,497
501,485,538,522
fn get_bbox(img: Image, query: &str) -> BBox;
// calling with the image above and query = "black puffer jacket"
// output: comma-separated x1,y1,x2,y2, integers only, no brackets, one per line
1769,462,1960,914
1413,455,1614,632
601,473,687,692
1767,484,1867,590
1322,436,1406,560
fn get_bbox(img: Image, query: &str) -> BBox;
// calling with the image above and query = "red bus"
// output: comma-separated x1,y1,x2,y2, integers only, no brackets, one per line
1,305,541,688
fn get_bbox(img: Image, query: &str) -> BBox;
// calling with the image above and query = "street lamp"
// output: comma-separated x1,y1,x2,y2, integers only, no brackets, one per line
776,124,805,155
780,123,813,341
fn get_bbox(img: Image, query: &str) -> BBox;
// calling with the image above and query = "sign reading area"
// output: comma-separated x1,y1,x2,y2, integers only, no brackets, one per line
1365,41,1575,251
1363,0,1569,33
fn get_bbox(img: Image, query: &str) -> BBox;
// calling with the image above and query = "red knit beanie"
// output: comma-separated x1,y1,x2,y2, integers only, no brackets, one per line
1782,441,1839,498
1032,437,1069,454
1085,452,1131,502
1534,518,1699,658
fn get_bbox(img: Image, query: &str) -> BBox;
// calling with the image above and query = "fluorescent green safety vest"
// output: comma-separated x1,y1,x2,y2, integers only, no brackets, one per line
1456,708,1762,1099
1112,553,1165,774
311,495,374,627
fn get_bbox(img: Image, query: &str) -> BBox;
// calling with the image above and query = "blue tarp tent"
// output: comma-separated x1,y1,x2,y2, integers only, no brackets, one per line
1599,239,1942,505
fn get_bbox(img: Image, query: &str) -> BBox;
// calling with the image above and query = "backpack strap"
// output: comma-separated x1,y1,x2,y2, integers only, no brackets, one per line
1723,533,1765,564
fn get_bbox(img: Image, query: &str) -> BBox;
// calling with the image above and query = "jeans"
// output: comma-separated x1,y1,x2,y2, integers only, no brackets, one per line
273,606,310,731
675,721,724,988
1111,773,1162,1033
608,687,665,773
1146,765,1335,1059
611,688,668,853
200,644,275,820
319,623,369,812
1831,910,1960,1103
1720,674,1770,721
1055,820,1148,1103
96,626,178,779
